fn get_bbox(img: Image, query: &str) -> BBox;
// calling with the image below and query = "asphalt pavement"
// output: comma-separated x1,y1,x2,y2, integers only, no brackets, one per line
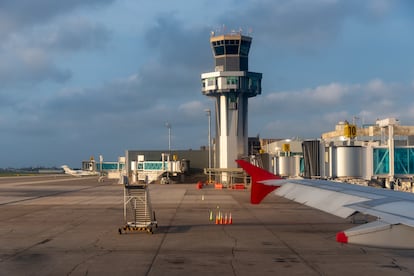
0,175,413,275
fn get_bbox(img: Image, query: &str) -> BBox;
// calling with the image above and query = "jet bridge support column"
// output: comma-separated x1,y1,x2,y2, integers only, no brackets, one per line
376,118,399,189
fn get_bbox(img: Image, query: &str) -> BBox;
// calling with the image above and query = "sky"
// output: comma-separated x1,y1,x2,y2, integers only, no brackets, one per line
1,0,414,168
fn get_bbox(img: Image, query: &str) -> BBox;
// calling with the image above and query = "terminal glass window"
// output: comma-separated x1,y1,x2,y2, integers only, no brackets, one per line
228,94,237,110
249,77,258,90
213,40,225,56
214,45,224,56
226,76,238,85
207,78,216,86
225,45,239,55
240,40,251,56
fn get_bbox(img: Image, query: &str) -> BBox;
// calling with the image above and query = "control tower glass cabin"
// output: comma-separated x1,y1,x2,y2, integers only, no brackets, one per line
201,33,262,171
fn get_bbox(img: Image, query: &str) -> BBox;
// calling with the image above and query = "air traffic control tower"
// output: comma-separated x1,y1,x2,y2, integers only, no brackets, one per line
201,32,262,182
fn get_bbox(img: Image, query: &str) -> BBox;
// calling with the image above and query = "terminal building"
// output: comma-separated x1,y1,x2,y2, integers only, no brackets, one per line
256,118,414,193
83,150,208,184
320,118,414,191
84,117,414,193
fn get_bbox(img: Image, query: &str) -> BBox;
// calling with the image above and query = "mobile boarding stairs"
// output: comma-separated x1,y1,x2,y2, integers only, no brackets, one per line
118,176,157,234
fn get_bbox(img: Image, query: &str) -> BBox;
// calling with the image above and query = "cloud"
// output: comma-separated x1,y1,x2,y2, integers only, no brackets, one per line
249,78,414,138
215,0,396,52
0,0,114,37
23,71,208,141
40,18,111,52
0,11,216,167
0,4,112,87
0,46,71,86
365,0,394,18
144,14,212,70
121,14,215,101
1,1,412,168
44,74,152,120
308,83,350,104
256,82,354,115
179,101,205,115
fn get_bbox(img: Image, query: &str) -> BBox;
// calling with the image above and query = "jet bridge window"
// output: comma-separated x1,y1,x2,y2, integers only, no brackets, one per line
373,147,414,175
394,148,414,174
373,148,389,175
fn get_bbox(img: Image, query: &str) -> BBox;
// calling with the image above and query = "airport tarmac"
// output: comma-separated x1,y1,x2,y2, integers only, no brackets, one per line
0,175,413,276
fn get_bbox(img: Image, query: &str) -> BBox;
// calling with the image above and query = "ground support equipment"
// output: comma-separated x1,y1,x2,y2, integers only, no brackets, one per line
118,184,157,234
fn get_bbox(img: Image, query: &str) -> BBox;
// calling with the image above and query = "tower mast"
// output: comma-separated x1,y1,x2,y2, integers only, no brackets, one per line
201,32,262,183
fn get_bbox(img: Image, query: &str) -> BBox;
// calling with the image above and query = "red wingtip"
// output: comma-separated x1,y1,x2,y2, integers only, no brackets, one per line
251,182,278,204
236,159,281,204
336,232,348,244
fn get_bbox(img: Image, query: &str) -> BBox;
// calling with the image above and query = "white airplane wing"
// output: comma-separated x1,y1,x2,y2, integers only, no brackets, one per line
236,159,414,249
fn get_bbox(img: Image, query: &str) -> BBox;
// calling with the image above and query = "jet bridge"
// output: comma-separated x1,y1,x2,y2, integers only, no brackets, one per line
130,154,185,184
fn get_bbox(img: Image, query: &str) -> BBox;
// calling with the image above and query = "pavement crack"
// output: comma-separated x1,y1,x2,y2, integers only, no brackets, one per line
243,204,324,275
144,187,186,276
223,227,238,276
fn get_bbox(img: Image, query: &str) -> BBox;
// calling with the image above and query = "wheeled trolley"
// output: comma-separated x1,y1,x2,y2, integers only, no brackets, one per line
118,184,157,234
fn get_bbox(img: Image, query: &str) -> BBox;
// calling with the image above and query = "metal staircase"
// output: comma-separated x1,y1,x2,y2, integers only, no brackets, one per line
119,184,157,234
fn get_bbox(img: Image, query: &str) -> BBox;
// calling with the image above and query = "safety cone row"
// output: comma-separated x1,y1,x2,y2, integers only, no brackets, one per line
214,211,233,225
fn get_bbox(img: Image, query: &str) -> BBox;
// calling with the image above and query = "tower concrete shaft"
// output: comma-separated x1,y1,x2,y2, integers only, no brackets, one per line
201,33,262,174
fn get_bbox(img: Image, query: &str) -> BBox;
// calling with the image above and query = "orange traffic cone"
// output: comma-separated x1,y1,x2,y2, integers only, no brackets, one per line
224,213,228,225
215,212,219,224
228,213,233,224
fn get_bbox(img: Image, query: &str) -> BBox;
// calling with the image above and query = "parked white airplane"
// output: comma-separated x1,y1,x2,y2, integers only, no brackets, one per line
236,159,414,249
61,165,99,177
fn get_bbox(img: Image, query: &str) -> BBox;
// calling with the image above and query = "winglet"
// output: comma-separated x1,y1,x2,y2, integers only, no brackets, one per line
236,159,282,204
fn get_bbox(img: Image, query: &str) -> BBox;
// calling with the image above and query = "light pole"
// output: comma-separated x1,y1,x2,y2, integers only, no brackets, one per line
99,155,104,182
165,122,171,153
205,109,212,184
165,122,171,182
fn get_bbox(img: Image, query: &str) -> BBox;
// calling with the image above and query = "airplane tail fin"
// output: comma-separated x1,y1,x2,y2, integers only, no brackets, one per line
61,165,74,175
236,159,282,204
